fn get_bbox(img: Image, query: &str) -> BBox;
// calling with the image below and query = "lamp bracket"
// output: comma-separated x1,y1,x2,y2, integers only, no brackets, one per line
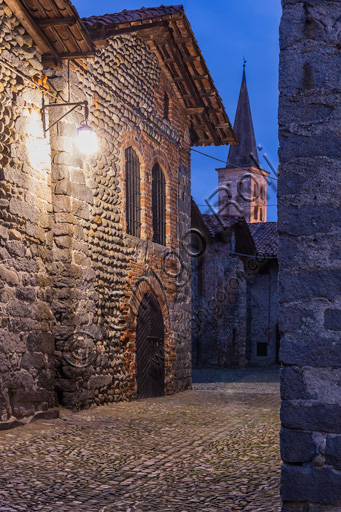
42,96,89,136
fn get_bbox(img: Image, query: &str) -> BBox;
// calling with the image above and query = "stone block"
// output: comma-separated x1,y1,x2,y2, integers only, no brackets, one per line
6,300,33,318
279,269,341,303
0,264,18,286
27,332,54,354
278,205,341,237
280,367,316,400
281,402,341,433
281,428,317,463
281,465,341,504
280,335,341,367
326,436,341,470
324,309,341,331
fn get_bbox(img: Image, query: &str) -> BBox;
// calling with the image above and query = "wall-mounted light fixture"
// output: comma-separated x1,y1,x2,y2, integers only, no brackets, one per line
41,95,98,156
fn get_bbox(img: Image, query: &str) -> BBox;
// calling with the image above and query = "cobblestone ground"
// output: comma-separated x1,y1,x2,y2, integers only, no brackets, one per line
0,367,281,512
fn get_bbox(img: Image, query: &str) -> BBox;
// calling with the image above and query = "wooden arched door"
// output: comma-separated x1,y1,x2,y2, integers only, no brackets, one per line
136,291,165,399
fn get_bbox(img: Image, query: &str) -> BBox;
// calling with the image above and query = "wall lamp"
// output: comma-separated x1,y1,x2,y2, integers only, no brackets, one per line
41,96,98,155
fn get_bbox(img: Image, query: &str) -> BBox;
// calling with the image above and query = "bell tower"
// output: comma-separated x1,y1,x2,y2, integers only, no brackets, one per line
217,62,268,223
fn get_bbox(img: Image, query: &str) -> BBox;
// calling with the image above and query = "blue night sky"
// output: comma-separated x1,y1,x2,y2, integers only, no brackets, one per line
73,0,281,221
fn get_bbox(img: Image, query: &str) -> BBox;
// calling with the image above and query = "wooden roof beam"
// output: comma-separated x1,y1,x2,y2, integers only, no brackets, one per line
36,17,77,28
91,20,165,41
4,0,60,61
163,33,220,144
42,51,95,67
183,107,205,115
174,74,209,82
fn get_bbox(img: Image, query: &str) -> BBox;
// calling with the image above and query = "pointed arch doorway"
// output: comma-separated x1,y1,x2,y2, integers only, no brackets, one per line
136,291,165,399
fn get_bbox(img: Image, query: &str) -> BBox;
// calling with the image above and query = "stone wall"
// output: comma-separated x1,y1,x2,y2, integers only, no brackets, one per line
279,0,341,508
191,227,247,369
0,1,192,425
246,260,279,365
0,0,57,426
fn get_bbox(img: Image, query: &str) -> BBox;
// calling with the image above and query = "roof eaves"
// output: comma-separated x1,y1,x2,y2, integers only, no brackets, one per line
83,5,237,148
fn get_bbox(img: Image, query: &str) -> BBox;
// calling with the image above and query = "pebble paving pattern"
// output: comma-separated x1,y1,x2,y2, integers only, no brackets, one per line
0,367,281,511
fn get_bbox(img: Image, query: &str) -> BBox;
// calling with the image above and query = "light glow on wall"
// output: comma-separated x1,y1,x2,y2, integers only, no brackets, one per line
76,125,98,156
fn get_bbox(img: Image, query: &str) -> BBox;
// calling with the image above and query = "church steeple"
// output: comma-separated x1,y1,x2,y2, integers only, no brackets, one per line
227,61,259,168
216,62,268,223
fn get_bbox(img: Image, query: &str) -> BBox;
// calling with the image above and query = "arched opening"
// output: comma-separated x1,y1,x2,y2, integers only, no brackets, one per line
136,291,165,399
125,146,141,238
152,162,166,245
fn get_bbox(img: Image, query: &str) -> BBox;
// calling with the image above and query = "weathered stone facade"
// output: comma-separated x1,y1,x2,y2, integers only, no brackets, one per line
191,203,252,369
279,0,341,508
246,258,279,365
0,1,196,426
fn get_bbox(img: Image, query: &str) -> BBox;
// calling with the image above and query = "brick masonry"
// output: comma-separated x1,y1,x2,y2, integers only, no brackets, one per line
279,0,341,509
0,0,192,426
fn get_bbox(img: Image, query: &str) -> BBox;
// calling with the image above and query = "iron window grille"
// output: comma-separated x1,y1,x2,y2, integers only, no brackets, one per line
152,163,166,246
126,147,141,237
164,92,170,120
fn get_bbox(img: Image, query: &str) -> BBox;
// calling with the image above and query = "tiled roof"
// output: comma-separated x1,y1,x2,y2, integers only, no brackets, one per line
83,5,184,29
202,215,243,237
248,222,278,257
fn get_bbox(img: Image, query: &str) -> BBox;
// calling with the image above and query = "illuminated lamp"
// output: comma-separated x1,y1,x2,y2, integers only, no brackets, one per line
42,97,98,156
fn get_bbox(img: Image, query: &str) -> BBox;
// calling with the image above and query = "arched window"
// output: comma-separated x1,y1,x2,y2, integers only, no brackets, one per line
164,92,169,120
261,185,266,200
152,163,166,245
126,147,141,237
254,205,259,221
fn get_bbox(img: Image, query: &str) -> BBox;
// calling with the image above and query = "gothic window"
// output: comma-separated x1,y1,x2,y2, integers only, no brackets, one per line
164,92,169,120
152,163,166,245
125,147,141,237
261,185,266,200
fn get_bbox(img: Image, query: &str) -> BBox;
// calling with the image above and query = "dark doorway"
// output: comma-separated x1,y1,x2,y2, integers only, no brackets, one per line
136,291,165,399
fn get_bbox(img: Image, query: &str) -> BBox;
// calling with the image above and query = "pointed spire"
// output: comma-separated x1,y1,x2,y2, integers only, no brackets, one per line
227,61,259,168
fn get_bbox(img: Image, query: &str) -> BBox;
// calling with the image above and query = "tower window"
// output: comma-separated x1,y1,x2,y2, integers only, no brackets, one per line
152,163,166,245
260,207,263,222
261,185,266,200
126,147,141,237
164,92,169,120
254,205,259,220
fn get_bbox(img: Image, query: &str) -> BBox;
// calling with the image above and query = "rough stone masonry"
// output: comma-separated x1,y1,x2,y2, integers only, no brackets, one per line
279,0,341,509
0,1,197,427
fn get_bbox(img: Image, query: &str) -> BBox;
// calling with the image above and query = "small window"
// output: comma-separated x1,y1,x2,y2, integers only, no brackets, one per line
260,207,263,222
125,147,141,237
164,92,169,120
257,343,268,357
254,205,259,220
152,163,166,245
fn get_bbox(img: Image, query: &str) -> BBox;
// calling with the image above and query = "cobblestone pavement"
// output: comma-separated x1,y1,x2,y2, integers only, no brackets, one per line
0,366,281,512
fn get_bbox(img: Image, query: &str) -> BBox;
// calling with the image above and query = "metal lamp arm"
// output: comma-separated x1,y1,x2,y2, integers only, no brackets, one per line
42,97,88,136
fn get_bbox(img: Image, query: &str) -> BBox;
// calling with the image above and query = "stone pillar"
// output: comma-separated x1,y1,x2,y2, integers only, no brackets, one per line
279,0,341,509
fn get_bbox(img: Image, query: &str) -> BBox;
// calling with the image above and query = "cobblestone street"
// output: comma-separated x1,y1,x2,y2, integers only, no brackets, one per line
0,367,281,512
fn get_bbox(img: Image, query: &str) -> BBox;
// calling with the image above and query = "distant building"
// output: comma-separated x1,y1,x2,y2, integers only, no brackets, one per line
192,65,279,368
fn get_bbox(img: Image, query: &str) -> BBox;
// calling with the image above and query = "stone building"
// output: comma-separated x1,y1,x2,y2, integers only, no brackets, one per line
191,200,255,368
0,0,236,428
191,65,279,368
